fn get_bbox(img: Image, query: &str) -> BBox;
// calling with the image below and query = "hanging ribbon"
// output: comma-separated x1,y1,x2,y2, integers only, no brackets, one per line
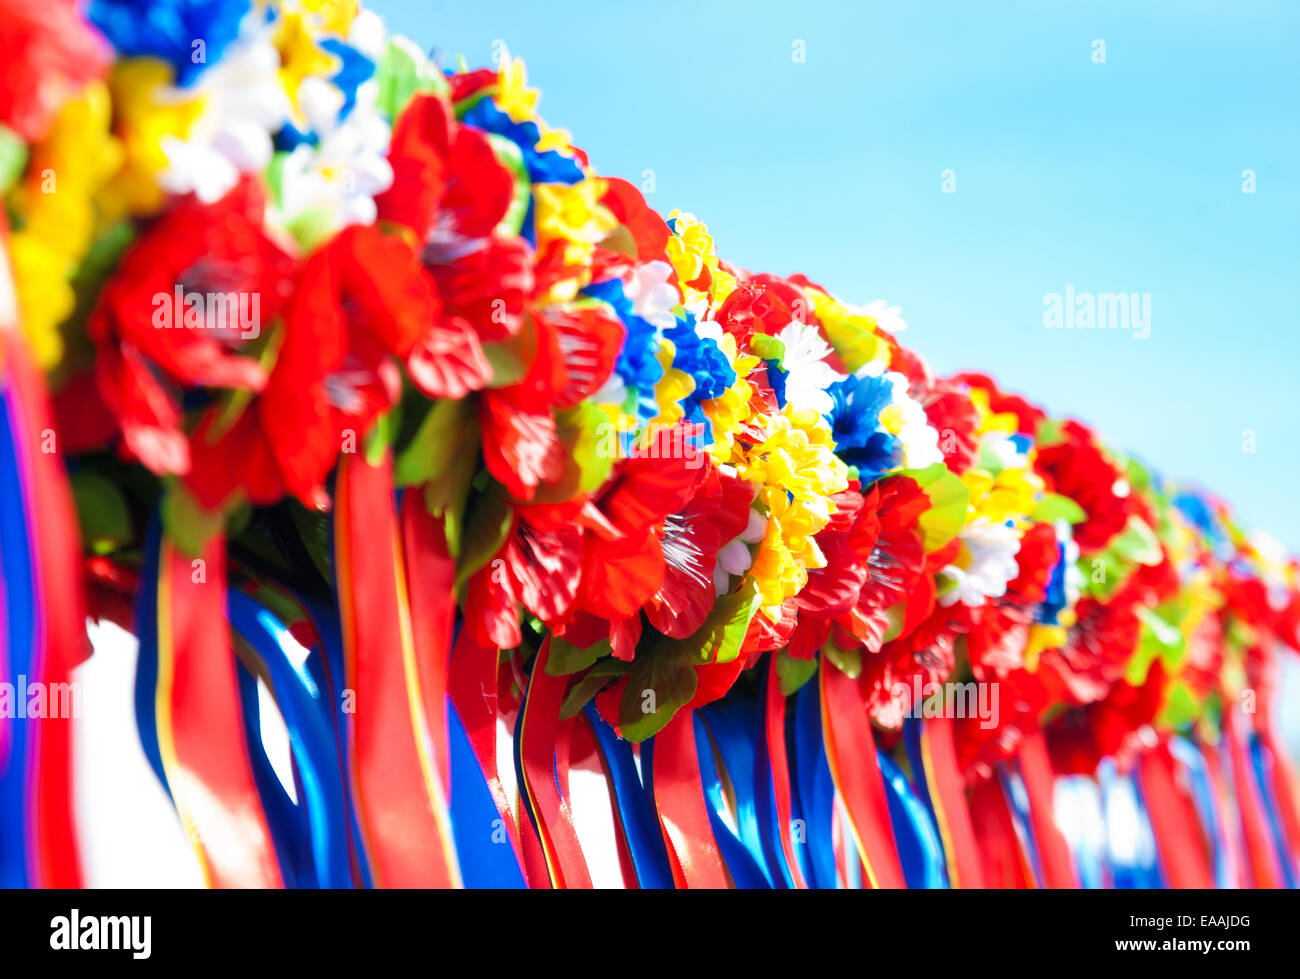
1135,737,1215,888
1257,724,1300,883
1247,729,1299,888
1222,708,1283,888
752,654,806,888
0,327,85,887
585,705,675,888
514,637,592,888
903,715,986,888
644,707,730,888
790,681,837,888
334,451,458,887
879,750,947,888
228,591,353,888
1170,736,1235,888
818,653,905,888
968,773,1034,887
1012,730,1078,888
143,523,283,887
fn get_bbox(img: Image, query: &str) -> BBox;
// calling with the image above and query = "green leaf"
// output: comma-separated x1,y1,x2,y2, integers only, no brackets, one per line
619,642,699,742
394,398,477,487
777,653,819,697
70,471,132,555
823,633,862,679
161,482,226,558
529,402,615,505
373,37,449,121
899,462,969,552
455,484,513,588
558,658,628,720
546,636,610,677
700,577,762,664
1031,492,1087,525
485,133,531,237
1112,515,1162,566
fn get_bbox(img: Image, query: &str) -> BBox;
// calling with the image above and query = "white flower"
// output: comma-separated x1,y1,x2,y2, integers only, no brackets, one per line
862,299,907,333
938,518,1022,607
274,80,393,231
885,371,944,469
624,260,679,330
158,35,290,203
983,429,1028,471
776,320,845,415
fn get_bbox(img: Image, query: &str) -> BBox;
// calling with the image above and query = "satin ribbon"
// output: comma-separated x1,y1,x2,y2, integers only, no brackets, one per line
144,524,283,887
1170,736,1235,888
878,750,948,887
702,699,776,885
585,705,674,888
0,332,84,887
1223,709,1283,887
791,681,837,888
968,773,1035,887
694,713,770,888
818,653,905,888
228,591,353,888
903,715,985,888
1097,759,1164,888
1257,725,1300,883
334,452,459,887
513,637,592,888
1012,730,1078,888
1135,737,1215,888
752,654,806,888
1247,729,1299,887
644,708,729,888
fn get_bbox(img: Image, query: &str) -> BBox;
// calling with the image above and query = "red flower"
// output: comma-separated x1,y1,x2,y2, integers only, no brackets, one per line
376,92,530,399
1035,420,1134,553
90,179,296,476
0,0,108,141
185,223,438,509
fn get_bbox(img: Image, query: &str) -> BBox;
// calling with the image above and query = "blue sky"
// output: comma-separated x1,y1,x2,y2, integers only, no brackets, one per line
372,0,1300,551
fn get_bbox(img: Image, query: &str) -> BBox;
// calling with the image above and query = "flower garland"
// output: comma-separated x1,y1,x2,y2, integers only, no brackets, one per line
1,0,1298,889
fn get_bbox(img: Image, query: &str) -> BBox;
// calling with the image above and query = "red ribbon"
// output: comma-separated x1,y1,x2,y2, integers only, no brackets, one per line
1014,730,1078,888
336,451,458,887
818,656,905,888
917,715,986,888
1223,709,1282,888
968,774,1034,888
517,638,592,888
652,708,730,888
763,654,806,888
1136,738,1214,888
160,532,282,888
2,331,85,887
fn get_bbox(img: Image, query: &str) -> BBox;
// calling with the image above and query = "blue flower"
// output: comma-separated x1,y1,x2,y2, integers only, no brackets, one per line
824,373,902,481
664,313,735,443
582,278,665,414
319,39,375,120
459,98,583,185
88,0,252,88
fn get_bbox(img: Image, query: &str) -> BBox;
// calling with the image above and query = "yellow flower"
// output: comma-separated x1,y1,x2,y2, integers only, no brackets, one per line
297,0,360,37
532,179,617,299
101,59,205,219
496,55,540,123
6,82,125,369
275,10,340,117
665,210,736,307
806,287,889,373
